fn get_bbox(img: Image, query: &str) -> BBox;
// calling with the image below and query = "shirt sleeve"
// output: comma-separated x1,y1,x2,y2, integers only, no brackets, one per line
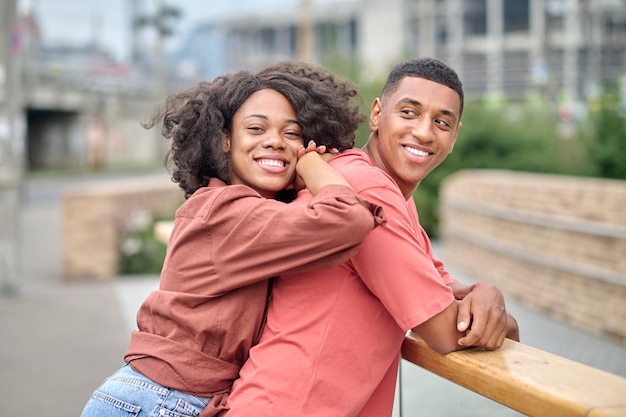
206,184,385,293
406,196,458,286
418,226,459,286
348,179,455,332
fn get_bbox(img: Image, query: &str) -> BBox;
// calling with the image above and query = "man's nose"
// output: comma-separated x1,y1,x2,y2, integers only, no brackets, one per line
411,118,435,142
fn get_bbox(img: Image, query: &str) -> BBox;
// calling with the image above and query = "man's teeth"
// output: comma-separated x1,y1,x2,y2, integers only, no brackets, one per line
405,147,429,157
258,159,285,167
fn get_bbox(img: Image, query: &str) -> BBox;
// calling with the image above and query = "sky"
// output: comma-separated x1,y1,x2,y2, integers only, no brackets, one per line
17,0,295,61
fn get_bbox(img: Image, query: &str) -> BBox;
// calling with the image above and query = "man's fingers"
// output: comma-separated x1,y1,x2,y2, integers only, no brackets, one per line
456,299,472,332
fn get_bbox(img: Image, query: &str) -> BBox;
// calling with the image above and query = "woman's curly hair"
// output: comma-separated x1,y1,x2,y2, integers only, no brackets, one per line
143,61,364,199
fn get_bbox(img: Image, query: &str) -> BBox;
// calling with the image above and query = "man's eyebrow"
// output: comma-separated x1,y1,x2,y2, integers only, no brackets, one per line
440,108,458,121
398,98,421,107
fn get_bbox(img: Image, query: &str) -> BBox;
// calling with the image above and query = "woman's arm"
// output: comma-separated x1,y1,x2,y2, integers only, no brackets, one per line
295,144,352,195
199,188,384,293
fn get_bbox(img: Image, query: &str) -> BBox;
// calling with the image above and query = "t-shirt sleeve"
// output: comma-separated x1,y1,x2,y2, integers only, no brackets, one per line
417,226,459,286
348,180,455,331
207,184,385,292
406,196,458,286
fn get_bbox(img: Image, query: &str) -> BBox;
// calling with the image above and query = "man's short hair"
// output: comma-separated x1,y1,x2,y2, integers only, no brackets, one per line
382,58,464,118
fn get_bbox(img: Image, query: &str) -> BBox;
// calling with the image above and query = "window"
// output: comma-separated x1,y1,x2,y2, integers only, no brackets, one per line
504,0,529,32
464,0,487,35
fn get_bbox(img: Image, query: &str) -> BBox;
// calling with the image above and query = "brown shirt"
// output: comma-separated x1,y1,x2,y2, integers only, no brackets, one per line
124,178,385,399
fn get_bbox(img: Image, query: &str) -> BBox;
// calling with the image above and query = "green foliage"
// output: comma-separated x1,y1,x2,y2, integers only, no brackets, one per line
585,93,626,179
447,103,570,173
118,211,169,275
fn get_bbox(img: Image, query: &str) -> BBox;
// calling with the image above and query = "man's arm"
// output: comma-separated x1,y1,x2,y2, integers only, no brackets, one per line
414,204,519,350
411,300,466,354
412,288,519,354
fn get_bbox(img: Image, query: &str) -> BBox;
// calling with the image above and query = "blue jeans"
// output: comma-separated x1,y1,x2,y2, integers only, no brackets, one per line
81,364,212,417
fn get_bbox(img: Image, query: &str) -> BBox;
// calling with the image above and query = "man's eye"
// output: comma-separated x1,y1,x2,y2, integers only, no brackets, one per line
435,119,451,128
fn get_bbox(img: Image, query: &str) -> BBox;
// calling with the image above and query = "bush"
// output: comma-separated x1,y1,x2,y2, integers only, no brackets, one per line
585,93,626,179
118,210,169,275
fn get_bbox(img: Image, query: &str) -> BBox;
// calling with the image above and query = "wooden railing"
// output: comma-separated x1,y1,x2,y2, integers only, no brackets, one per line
401,332,626,417
154,220,626,417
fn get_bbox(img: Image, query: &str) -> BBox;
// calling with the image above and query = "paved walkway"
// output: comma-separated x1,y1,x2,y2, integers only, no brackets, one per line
1,172,625,417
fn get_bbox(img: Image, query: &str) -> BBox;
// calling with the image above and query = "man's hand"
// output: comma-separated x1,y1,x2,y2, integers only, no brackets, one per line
450,282,513,350
505,311,520,342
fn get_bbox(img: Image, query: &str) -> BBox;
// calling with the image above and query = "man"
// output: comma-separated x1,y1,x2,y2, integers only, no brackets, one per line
224,58,519,417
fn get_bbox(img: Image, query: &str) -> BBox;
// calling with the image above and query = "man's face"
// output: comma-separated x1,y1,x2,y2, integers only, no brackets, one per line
367,76,461,199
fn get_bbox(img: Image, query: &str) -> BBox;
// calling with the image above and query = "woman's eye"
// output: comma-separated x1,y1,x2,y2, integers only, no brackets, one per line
285,130,302,138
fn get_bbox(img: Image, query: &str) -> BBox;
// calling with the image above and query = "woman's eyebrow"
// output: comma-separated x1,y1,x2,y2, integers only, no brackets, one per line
243,114,268,120
244,114,301,126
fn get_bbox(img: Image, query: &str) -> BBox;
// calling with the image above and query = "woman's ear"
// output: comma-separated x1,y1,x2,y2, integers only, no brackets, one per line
221,131,231,153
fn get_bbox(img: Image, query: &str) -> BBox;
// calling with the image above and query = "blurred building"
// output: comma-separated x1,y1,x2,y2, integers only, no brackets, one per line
13,0,626,171
174,0,626,101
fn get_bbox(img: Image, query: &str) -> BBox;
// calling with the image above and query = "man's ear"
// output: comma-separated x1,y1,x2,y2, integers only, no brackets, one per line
448,121,461,154
369,98,382,133
221,131,231,152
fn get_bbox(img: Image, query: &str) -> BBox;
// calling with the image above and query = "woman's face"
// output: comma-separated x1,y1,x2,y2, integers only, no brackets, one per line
223,89,303,198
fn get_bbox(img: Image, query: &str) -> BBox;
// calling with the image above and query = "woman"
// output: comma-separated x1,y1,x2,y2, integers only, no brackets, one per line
80,62,385,417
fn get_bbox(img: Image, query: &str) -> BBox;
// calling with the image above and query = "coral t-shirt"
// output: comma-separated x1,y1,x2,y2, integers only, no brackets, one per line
225,149,456,417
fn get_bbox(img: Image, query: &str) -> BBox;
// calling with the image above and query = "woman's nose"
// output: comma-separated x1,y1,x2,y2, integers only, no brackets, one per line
262,131,287,149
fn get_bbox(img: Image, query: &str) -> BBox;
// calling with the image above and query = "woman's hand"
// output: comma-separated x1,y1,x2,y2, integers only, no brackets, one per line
292,141,340,191
293,141,350,195
297,140,339,159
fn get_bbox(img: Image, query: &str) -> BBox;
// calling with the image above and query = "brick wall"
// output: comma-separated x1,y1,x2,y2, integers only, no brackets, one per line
62,176,184,280
439,170,626,345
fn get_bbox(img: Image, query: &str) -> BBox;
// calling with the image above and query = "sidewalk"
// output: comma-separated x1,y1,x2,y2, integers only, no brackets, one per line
1,173,625,417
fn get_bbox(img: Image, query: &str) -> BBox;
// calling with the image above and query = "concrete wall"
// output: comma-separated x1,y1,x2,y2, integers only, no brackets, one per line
62,176,184,280
439,170,626,345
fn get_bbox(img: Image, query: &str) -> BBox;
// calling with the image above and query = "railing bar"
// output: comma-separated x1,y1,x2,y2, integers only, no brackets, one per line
401,334,626,417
